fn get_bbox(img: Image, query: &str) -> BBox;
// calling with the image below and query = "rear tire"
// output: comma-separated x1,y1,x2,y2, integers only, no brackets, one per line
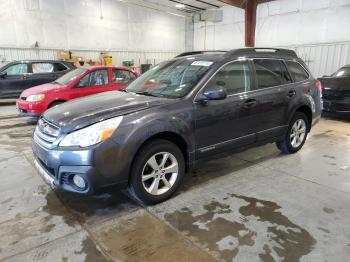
276,112,309,154
129,139,185,205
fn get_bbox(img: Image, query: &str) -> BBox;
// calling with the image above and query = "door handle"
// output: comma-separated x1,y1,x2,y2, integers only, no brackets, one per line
244,99,257,108
287,90,296,98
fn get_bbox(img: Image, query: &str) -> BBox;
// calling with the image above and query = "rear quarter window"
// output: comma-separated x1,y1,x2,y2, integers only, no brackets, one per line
55,63,68,72
285,61,309,82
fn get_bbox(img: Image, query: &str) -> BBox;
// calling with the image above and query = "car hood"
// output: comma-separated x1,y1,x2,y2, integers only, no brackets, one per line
21,83,65,97
319,77,350,91
43,91,171,133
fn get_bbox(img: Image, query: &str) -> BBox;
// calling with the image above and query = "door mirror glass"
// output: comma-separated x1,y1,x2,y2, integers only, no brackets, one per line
202,86,227,101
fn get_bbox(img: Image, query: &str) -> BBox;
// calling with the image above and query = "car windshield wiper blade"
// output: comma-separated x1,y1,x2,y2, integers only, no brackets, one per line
118,88,128,93
52,81,62,85
134,91,160,97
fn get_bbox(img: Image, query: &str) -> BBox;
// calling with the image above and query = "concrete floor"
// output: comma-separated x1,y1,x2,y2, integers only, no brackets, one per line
0,105,349,262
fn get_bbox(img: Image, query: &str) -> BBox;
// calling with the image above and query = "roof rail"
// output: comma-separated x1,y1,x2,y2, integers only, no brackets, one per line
175,50,227,58
224,48,298,59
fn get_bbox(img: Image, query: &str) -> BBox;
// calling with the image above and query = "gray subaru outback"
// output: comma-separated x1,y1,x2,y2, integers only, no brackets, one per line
32,48,322,204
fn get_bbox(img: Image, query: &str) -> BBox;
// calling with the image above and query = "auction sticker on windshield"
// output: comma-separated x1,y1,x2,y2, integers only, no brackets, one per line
191,61,213,67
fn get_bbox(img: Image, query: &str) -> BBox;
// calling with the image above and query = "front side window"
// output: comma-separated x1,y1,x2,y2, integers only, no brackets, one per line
32,63,54,73
331,67,350,78
112,69,135,84
77,70,109,87
126,59,212,98
285,61,309,82
206,61,251,95
3,63,28,75
253,59,287,89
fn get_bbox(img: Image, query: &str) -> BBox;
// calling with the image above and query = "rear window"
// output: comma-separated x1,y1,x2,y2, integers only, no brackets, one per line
253,59,290,89
285,61,309,82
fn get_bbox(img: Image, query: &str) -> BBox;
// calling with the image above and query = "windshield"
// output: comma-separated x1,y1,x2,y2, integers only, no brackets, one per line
55,68,87,85
126,59,212,98
331,67,350,78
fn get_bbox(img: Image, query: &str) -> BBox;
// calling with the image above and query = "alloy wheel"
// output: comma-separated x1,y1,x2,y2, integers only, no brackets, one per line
141,152,179,196
290,119,306,148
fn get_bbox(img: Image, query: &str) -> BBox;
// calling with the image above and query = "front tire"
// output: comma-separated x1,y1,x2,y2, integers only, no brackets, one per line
129,139,185,204
276,112,309,154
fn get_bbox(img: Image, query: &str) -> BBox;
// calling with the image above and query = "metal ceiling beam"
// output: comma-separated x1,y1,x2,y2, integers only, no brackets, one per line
218,0,246,9
193,0,220,8
168,0,206,11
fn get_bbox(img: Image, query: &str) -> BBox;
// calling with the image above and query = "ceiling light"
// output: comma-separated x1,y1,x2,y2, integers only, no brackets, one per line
175,3,185,8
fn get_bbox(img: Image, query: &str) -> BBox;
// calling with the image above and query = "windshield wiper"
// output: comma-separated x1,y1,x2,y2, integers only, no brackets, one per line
52,81,62,85
118,88,128,93
134,91,160,97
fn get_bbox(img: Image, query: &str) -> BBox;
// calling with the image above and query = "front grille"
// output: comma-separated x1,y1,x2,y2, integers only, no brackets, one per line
34,118,60,149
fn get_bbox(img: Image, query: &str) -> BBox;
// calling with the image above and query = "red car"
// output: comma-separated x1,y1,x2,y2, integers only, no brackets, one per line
16,66,140,116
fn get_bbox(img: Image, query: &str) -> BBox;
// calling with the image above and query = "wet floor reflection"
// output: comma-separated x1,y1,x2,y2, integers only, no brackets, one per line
165,193,316,262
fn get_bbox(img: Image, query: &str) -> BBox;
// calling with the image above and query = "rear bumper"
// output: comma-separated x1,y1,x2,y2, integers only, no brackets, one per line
16,99,46,116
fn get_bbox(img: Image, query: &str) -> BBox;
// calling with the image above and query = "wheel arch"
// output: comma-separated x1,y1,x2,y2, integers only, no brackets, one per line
48,99,66,108
293,105,313,132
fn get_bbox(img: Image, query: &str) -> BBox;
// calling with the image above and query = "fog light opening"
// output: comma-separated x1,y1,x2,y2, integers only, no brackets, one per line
72,174,86,189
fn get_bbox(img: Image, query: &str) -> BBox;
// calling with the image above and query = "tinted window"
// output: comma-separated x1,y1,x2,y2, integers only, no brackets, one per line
32,63,54,73
206,61,251,95
55,63,68,72
3,63,28,75
112,69,135,84
285,61,309,82
77,70,109,87
331,67,350,78
253,59,287,89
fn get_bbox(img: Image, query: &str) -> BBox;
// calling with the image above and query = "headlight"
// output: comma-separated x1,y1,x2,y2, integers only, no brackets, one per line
27,94,45,102
59,116,123,147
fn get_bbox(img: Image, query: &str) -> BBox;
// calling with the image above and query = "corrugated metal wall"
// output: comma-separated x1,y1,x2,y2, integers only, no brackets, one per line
0,47,182,68
278,41,350,78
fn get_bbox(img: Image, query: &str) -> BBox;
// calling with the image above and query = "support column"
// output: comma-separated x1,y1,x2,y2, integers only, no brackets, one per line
245,0,257,47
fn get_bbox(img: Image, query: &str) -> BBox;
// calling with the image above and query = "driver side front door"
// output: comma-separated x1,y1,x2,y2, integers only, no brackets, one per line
0,63,30,98
194,60,257,160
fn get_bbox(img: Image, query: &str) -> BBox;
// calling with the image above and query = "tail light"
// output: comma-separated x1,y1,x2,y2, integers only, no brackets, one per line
315,80,322,90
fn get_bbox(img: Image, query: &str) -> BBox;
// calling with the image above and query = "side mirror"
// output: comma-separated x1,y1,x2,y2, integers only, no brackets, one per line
196,86,227,105
0,72,7,79
203,86,227,100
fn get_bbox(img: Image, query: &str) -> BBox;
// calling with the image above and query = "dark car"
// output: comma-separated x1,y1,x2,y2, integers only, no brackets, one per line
319,65,350,116
32,48,322,204
0,60,75,98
